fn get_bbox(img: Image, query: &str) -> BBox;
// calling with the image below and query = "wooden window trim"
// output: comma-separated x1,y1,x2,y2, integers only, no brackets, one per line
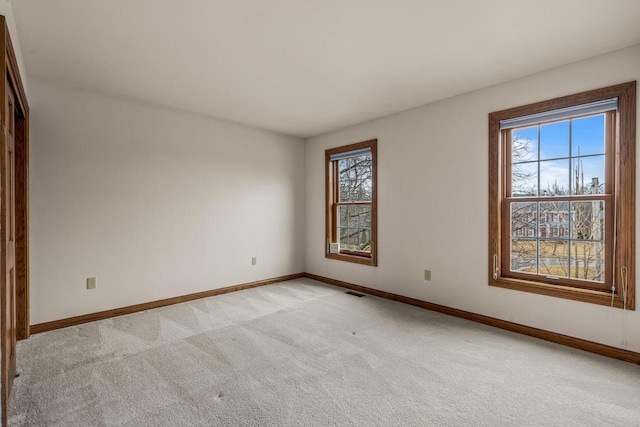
325,139,378,266
489,82,636,309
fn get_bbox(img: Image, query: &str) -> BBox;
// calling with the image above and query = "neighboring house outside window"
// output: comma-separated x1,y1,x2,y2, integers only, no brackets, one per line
325,139,377,266
489,82,636,309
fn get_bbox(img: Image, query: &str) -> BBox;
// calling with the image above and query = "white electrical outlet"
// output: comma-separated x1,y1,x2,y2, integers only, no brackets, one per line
87,277,97,289
252,257,257,265
424,270,431,281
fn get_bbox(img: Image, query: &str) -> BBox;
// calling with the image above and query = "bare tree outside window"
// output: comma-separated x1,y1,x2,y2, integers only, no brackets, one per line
508,117,606,284
338,155,372,252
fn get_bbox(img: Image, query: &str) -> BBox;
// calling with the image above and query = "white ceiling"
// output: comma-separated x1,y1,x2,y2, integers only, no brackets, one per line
11,0,640,138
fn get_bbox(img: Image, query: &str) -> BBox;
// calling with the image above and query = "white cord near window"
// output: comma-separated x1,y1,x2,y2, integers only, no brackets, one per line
611,282,615,307
621,265,629,310
611,265,629,310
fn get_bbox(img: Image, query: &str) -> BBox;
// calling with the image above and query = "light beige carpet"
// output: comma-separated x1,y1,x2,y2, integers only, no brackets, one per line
9,278,640,426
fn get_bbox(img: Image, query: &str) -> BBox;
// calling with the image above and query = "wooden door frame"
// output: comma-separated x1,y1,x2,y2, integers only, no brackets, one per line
0,15,29,427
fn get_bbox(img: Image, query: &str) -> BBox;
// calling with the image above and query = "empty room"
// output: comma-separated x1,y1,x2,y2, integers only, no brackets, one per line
0,0,639,425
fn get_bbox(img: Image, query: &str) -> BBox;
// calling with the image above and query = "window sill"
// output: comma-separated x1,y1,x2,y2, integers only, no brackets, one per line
326,252,376,266
490,276,635,310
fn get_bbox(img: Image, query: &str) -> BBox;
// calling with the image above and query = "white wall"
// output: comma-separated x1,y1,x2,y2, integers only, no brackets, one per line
29,77,305,324
25,38,640,353
305,44,640,353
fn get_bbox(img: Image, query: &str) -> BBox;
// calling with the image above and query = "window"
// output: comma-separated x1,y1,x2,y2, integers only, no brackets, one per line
489,82,635,309
326,139,377,266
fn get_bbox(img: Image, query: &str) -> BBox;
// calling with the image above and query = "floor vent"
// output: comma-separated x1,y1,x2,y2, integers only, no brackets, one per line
345,291,365,297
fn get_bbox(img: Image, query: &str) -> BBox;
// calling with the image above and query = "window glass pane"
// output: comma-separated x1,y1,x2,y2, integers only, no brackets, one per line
570,201,605,241
512,162,538,197
540,159,570,196
539,201,569,238
339,155,372,202
572,156,605,195
338,158,351,202
339,205,349,228
510,239,537,274
339,227,371,253
357,229,371,252
572,114,605,157
340,157,356,202
540,121,569,160
511,202,537,237
339,227,349,248
570,241,605,282
512,126,538,163
348,229,357,251
538,239,569,278
346,205,371,229
337,205,372,253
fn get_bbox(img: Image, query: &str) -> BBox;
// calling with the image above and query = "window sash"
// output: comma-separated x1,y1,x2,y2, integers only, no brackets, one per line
335,201,372,255
501,195,613,290
505,113,615,198
332,172,372,257
337,155,373,203
501,111,614,291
